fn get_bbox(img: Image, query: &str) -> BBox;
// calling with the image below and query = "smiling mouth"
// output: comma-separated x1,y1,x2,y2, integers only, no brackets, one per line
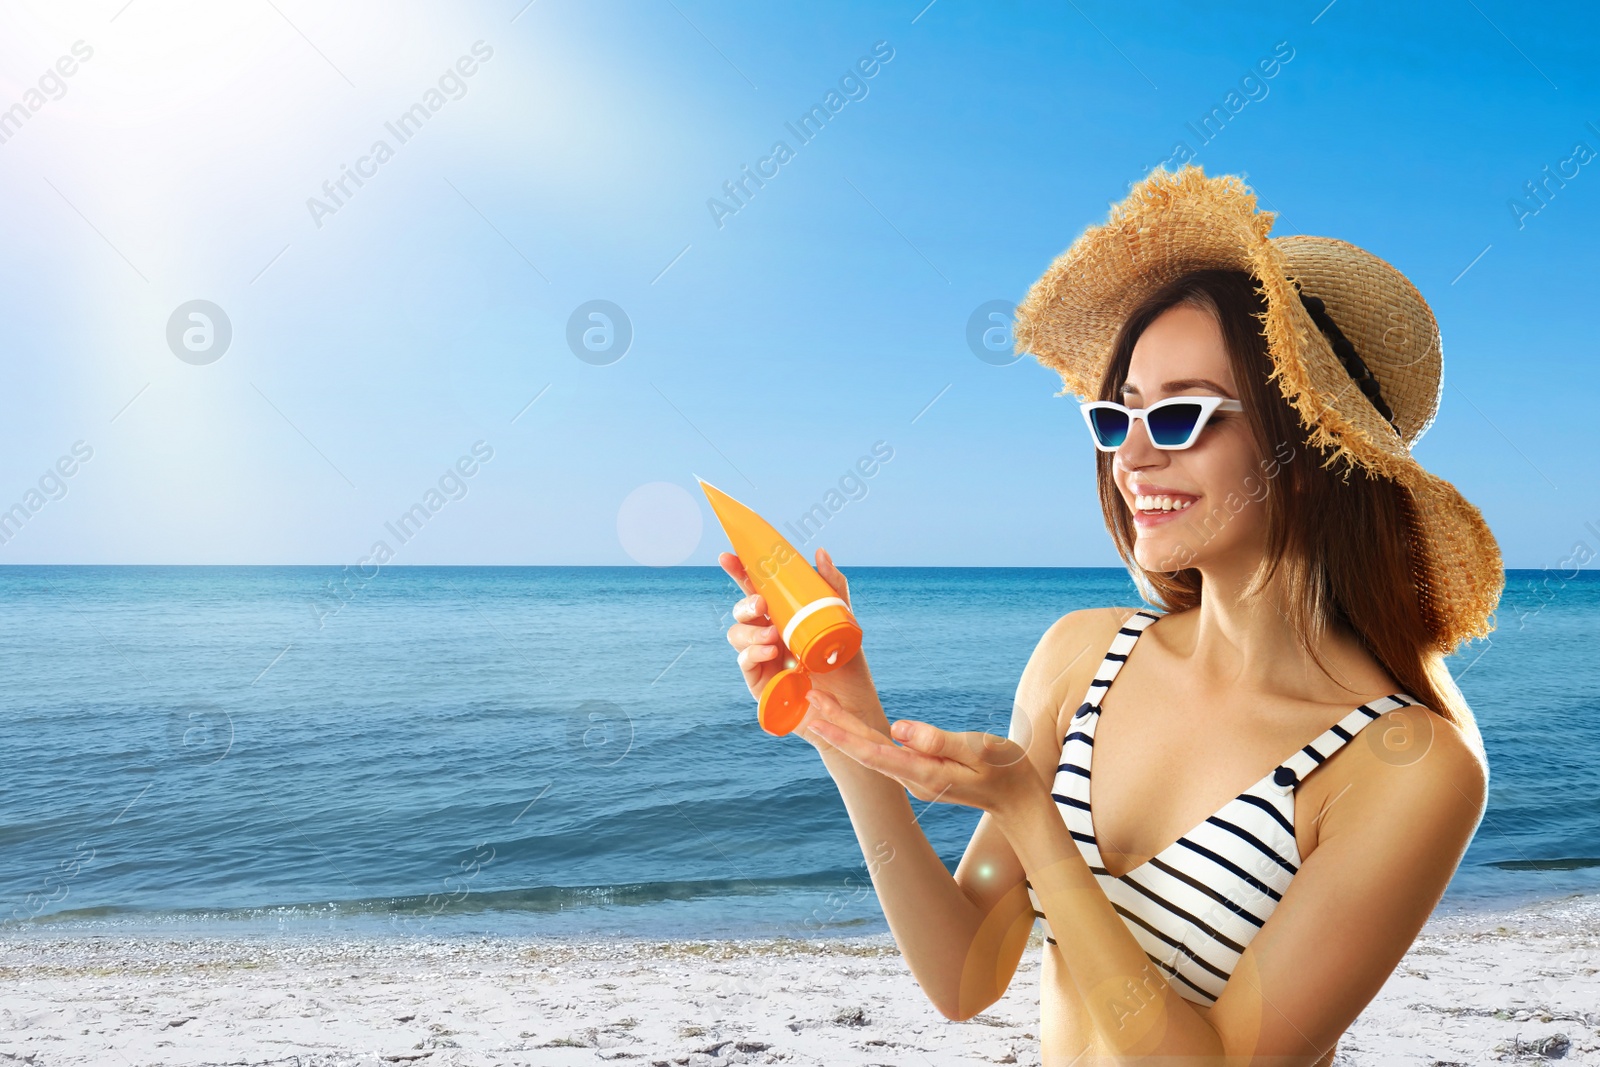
1132,493,1197,514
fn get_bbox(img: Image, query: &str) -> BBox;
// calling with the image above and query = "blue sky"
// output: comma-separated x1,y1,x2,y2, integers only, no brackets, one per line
0,0,1595,568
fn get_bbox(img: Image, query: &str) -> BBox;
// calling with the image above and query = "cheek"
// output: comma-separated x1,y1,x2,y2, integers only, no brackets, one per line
1201,441,1272,525
1173,434,1271,536
1198,429,1263,493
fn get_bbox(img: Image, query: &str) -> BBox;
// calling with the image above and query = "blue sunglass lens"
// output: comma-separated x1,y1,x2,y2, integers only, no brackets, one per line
1089,408,1129,447
1146,402,1204,446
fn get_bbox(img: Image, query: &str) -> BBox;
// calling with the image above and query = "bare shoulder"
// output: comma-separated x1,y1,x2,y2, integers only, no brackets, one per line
1015,606,1147,735
1331,701,1488,839
1208,701,1491,1055
1028,605,1143,675
1035,604,1147,652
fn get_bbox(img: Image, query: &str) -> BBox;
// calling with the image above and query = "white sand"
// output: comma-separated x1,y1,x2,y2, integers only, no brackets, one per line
2,897,1597,1066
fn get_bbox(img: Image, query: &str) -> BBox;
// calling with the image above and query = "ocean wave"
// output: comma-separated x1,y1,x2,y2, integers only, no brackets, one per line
12,865,884,928
1483,857,1600,871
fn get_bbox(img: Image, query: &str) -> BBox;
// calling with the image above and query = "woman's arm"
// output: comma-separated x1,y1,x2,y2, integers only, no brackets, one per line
994,781,1231,1061
1007,704,1482,1064
1198,704,1487,1063
812,634,1488,1064
811,670,1233,1060
719,553,1110,1019
812,710,1036,1020
1004,705,1484,1065
805,606,1133,1020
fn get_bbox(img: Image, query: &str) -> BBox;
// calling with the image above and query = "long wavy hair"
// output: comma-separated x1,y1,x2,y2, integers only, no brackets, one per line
1096,268,1480,747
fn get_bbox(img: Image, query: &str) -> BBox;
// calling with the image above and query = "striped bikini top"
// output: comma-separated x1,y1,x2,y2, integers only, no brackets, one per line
1025,609,1417,1007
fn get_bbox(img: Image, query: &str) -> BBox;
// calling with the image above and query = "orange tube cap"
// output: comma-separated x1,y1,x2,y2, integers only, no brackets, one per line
758,667,813,736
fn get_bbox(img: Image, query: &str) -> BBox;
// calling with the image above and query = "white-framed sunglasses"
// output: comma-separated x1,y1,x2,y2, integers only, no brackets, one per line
1079,396,1244,451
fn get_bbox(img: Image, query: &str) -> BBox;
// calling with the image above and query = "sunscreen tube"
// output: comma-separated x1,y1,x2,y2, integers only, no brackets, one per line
700,479,864,735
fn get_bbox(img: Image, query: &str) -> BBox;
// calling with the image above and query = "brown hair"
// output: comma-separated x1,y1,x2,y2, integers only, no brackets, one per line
1096,269,1477,736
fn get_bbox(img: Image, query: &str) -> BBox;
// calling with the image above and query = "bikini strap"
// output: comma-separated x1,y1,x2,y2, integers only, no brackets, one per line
1265,693,1419,796
1073,609,1162,721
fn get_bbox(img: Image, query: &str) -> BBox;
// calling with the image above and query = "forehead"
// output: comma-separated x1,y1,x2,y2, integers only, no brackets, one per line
1123,303,1237,395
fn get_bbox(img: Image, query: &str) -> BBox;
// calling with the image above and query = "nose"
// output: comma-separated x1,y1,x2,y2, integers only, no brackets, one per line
1114,413,1169,473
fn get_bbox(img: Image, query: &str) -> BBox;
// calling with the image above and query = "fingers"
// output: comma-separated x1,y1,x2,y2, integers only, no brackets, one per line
808,703,941,790
718,552,756,597
797,703,873,756
736,641,780,673
804,691,887,745
728,621,779,652
726,546,848,608
722,549,859,713
726,613,777,656
814,547,851,606
885,720,981,765
724,586,772,650
889,722,1016,768
729,619,780,690
731,594,769,626
718,559,782,696
736,639,773,660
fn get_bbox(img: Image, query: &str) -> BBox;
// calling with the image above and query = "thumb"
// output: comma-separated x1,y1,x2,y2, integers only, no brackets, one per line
815,547,850,606
889,719,944,752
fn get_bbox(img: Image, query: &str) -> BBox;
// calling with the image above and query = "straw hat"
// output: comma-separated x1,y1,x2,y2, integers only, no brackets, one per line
1012,163,1502,654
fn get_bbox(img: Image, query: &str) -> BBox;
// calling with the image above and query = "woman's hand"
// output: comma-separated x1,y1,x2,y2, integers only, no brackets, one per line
719,550,789,704
802,687,1041,817
719,547,884,752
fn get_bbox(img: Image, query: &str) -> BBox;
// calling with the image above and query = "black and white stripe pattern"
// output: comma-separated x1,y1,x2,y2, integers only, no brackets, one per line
1025,609,1413,1007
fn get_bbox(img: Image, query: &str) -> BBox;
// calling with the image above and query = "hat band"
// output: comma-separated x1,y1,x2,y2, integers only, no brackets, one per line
1293,284,1398,429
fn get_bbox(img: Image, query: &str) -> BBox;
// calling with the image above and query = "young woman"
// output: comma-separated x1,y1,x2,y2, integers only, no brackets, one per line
720,166,1503,1065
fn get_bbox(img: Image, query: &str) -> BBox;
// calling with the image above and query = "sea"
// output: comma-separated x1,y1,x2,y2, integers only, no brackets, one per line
1,566,1595,942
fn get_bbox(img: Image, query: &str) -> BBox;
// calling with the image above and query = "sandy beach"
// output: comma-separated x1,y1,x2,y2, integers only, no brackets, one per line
3,896,1597,1067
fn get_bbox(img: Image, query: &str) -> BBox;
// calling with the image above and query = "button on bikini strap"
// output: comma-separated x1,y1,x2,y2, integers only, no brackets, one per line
1267,693,1416,795
1075,609,1161,721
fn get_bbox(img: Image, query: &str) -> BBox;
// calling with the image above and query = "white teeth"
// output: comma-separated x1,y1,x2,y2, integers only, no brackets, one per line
1133,494,1195,512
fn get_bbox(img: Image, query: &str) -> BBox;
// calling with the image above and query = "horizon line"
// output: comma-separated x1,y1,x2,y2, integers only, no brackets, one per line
0,562,1572,574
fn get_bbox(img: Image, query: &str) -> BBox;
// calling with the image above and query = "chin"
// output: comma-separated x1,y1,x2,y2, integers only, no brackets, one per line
1131,532,1191,575
1132,515,1203,575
